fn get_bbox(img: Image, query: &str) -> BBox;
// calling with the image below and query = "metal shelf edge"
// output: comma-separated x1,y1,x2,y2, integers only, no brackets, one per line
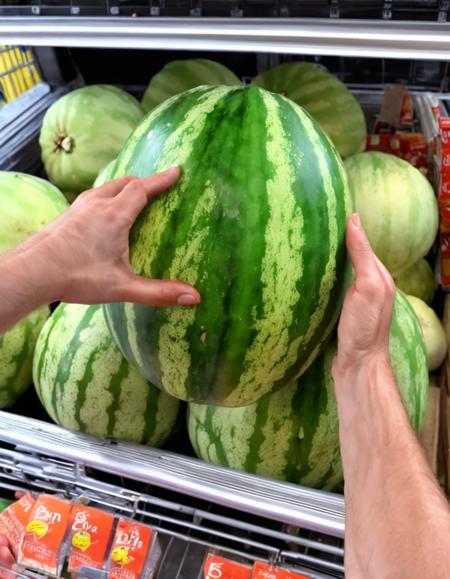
0,17,450,59
0,410,345,537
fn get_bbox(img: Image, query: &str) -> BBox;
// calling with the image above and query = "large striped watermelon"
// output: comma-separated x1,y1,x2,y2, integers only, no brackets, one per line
40,85,144,195
104,85,353,407
0,172,67,407
0,171,68,252
0,307,49,408
33,303,180,446
253,62,367,159
345,151,438,277
142,59,241,113
188,290,428,490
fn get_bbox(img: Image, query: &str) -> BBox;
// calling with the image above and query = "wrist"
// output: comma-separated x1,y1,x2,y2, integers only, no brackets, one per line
334,353,414,482
333,349,392,385
7,239,66,307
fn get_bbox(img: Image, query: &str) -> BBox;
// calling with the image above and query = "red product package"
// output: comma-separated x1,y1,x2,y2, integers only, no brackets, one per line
0,494,35,558
204,554,252,578
108,518,154,579
17,494,72,576
441,234,450,289
400,93,414,126
366,133,428,170
68,504,115,574
252,562,309,578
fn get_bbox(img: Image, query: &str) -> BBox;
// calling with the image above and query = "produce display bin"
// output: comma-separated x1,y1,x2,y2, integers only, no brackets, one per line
0,3,449,576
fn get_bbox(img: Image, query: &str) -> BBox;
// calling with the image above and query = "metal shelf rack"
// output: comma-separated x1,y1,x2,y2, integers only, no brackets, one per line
0,411,345,578
1,16,450,59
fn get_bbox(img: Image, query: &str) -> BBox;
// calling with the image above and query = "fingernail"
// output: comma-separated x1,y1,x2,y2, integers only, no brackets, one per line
177,294,199,306
350,213,360,229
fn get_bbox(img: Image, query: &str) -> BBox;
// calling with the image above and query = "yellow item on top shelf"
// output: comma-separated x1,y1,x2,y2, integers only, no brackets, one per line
0,46,41,105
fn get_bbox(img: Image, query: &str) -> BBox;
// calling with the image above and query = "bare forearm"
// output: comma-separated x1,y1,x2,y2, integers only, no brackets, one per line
336,357,450,579
0,243,55,333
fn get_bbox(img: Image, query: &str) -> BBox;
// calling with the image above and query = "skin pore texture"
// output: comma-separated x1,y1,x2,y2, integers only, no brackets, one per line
0,167,449,578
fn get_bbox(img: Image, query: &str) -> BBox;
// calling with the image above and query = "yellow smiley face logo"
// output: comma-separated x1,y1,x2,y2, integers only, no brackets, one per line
112,546,129,563
72,531,91,551
26,520,48,539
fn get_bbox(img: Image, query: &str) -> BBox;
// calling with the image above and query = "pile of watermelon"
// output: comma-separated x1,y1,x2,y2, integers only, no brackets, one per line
0,58,443,491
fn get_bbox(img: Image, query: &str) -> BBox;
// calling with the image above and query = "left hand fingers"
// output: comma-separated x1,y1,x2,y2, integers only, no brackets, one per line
113,167,181,219
74,176,139,206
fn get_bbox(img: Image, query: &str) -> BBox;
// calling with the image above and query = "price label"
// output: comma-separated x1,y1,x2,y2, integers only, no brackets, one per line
204,554,252,578
252,561,310,579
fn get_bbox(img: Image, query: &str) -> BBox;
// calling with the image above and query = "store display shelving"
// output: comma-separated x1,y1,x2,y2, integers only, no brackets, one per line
0,3,449,576
1,16,450,59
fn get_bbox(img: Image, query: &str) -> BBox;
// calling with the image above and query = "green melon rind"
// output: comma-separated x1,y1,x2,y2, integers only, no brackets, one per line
142,59,241,113
93,159,117,188
40,85,144,195
252,62,367,159
0,171,68,253
0,306,50,408
188,289,428,490
104,84,353,406
33,303,180,446
344,151,439,277
394,258,437,305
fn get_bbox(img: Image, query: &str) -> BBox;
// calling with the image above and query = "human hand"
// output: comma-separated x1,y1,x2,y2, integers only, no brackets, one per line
333,213,395,380
0,534,14,578
21,167,201,308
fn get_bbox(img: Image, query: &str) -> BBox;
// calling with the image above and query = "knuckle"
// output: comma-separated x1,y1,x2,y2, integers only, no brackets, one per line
125,179,144,193
103,204,120,222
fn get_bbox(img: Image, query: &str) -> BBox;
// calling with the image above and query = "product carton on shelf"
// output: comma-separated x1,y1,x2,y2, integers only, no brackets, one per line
0,493,35,558
108,517,160,579
68,503,115,575
17,494,72,577
203,553,252,578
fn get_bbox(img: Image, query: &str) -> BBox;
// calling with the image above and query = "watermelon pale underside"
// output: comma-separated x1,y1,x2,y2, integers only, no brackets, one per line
188,290,428,490
104,85,352,407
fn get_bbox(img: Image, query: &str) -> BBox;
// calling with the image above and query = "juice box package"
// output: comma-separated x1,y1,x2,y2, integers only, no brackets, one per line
17,494,71,576
252,561,309,578
0,493,35,557
108,518,157,578
204,553,252,578
68,504,115,575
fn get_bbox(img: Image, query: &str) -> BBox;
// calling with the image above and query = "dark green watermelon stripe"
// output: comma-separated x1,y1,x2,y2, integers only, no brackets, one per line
51,305,97,423
35,304,67,404
103,304,137,369
244,394,271,472
142,386,161,444
105,356,131,438
202,405,230,466
3,320,33,400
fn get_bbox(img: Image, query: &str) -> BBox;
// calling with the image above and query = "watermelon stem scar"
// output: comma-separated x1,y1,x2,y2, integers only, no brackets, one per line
53,134,74,153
